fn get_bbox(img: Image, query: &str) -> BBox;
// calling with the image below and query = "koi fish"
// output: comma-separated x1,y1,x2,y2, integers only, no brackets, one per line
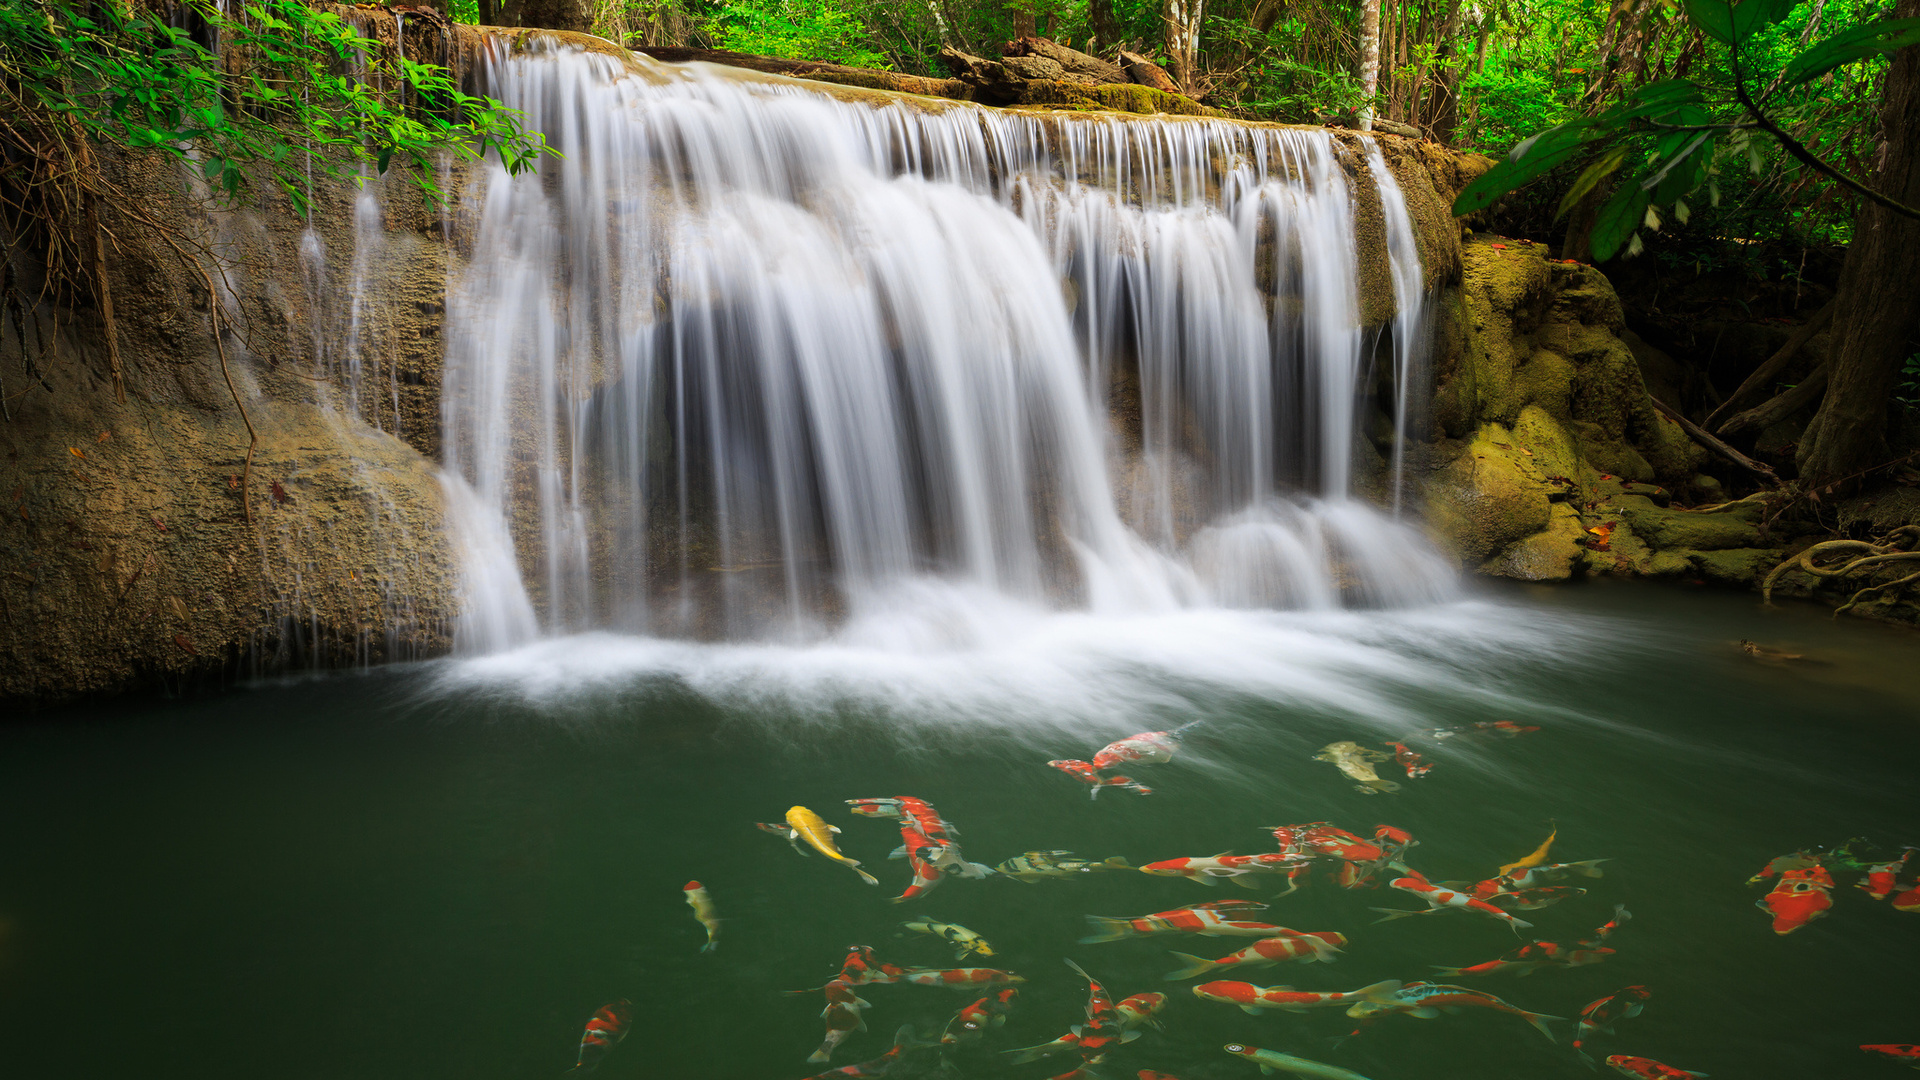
684,881,720,953
1048,758,1153,798
1604,1055,1708,1079
1424,720,1540,739
1080,902,1284,944
800,1025,924,1079
942,987,1017,1045
846,796,991,900
1094,722,1203,769
1574,985,1650,1063
567,999,633,1074
1165,932,1345,980
1137,1072,1190,1080
1115,992,1168,1029
831,945,911,987
1860,1044,1920,1068
1384,741,1431,779
759,806,879,886
1192,979,1403,1014
1486,886,1586,911
1345,981,1560,1042
1895,881,1920,913
1371,871,1534,933
903,919,994,960
1432,911,1622,977
1745,849,1820,886
1860,849,1916,899
995,851,1132,882
1266,823,1386,863
1758,864,1835,934
810,979,872,1063
896,967,1025,986
1221,1043,1377,1080
1006,959,1136,1066
1498,825,1557,876
1313,741,1400,794
1139,852,1314,888
1491,860,1609,889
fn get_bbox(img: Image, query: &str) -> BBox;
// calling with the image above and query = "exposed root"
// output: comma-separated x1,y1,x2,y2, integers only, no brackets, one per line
1763,525,1920,615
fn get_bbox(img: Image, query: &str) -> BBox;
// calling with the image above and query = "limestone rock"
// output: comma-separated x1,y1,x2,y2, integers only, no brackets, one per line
1689,547,1781,586
1424,426,1554,565
1615,496,1761,551
1481,502,1586,581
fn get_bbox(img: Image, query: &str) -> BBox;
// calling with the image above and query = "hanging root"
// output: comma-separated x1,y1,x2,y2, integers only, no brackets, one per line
1763,525,1920,616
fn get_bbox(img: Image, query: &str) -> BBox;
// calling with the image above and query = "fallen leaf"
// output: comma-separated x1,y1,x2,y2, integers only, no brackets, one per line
68,447,84,459
270,481,291,507
1583,522,1616,551
168,596,190,622
97,430,112,443
152,517,168,533
228,475,240,490
173,633,197,656
1490,243,1508,249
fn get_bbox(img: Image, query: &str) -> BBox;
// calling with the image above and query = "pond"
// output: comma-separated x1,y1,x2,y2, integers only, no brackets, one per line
2,579,1915,1080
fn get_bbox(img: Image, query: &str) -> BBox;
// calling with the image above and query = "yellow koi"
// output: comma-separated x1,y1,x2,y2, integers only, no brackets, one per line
684,880,720,953
1498,825,1557,877
762,806,880,886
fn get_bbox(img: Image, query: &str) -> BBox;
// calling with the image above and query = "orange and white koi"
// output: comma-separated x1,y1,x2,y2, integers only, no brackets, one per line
897,967,1025,987
1048,758,1153,798
1758,864,1835,934
846,797,989,901
684,880,721,953
1192,979,1402,1014
1115,992,1167,1029
1345,981,1560,1041
1081,902,1285,944
1604,1055,1708,1079
1139,852,1313,888
1490,860,1609,890
1268,823,1388,863
1384,741,1431,779
1895,881,1920,913
1007,960,1136,1067
1371,871,1533,933
942,987,1018,1045
1485,886,1586,911
1093,722,1203,770
1165,931,1345,980
800,1026,923,1079
1574,985,1650,1063
1745,849,1821,886
832,945,911,987
759,806,879,886
1424,720,1540,739
810,979,872,1063
1860,848,1917,899
1860,1044,1920,1068
567,999,633,1074
1432,907,1626,977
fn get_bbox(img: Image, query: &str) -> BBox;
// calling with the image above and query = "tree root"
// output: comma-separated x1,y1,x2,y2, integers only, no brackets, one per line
1763,525,1920,616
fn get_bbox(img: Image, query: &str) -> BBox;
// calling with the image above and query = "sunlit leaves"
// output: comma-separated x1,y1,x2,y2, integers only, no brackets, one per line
1453,119,1607,215
1681,0,1800,46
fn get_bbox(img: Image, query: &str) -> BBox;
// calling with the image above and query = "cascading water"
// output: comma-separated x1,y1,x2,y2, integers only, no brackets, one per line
439,40,1455,655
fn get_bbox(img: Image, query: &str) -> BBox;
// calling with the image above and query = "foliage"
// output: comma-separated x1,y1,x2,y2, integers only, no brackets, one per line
0,0,549,218
705,0,893,66
1455,0,1920,260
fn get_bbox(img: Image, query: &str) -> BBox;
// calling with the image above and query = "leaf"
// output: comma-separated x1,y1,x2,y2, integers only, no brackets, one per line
68,446,85,458
1557,147,1630,219
1641,132,1714,204
1454,120,1608,215
1781,18,1920,86
1592,177,1653,262
1683,0,1801,45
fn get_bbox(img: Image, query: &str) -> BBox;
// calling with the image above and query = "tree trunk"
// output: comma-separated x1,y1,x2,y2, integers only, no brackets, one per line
1162,0,1205,96
1358,0,1382,131
1010,4,1035,42
1797,0,1920,488
1088,0,1121,52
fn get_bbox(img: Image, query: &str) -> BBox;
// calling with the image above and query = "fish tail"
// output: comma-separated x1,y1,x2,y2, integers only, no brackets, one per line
1077,916,1136,944
700,940,717,954
1571,859,1609,877
1162,951,1217,981
1430,964,1469,977
1102,856,1133,869
806,1047,832,1064
1368,906,1419,923
1575,1044,1598,1069
1521,1010,1562,1043
852,864,880,887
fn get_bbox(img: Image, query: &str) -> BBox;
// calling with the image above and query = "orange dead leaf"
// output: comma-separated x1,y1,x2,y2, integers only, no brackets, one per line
152,516,168,533
228,475,240,490
97,430,112,443
270,481,291,507
173,633,197,656
1584,522,1616,551
68,447,84,459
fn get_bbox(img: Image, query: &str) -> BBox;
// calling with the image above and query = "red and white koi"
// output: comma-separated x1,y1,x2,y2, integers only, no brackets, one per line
1860,1044,1920,1068
1139,852,1314,888
1860,848,1917,899
1081,902,1287,944
810,979,872,1064
832,945,911,987
1384,741,1431,779
1432,907,1626,978
1345,981,1560,1041
1604,1055,1708,1079
1048,722,1200,800
1048,758,1153,798
942,987,1018,1045
800,1026,923,1079
1485,885,1586,911
1164,931,1346,980
1370,871,1534,933
1423,720,1540,739
845,796,989,902
1758,863,1835,934
1115,992,1168,1029
1007,960,1136,1068
1192,979,1403,1014
1574,985,1650,1063
896,967,1025,987
1895,881,1920,913
567,999,633,1074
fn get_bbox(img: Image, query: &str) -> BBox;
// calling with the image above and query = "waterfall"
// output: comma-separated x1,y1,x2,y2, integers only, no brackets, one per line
439,40,1454,652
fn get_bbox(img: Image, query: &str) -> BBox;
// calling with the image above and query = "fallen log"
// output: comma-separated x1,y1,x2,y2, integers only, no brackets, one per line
1005,36,1129,84
1716,361,1829,437
1649,394,1779,483
1118,49,1179,93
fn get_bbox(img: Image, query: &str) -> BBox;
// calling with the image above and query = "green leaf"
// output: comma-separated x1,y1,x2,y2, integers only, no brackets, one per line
1683,0,1800,46
1643,132,1714,204
1556,146,1630,219
1453,120,1608,215
1592,175,1653,262
1781,18,1920,86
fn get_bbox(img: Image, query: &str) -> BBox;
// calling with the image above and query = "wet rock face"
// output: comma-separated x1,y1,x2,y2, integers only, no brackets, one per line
1415,237,1784,586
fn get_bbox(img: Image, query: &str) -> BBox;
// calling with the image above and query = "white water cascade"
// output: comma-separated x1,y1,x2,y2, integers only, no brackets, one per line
438,41,1456,654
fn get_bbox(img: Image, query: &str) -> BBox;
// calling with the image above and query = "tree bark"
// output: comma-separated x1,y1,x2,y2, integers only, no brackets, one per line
1358,0,1382,131
1705,299,1835,430
1162,0,1205,96
1796,0,1920,488
1721,362,1830,438
1088,0,1121,52
1009,4,1035,42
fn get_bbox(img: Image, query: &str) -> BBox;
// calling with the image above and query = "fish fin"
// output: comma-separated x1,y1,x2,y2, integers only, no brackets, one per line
829,824,842,834
1430,965,1467,977
1576,1048,1597,1069
1355,980,1404,1001
961,862,995,878
1241,1005,1265,1015
1410,1007,1442,1018
1211,850,1236,858
700,941,717,954
855,867,880,886
1120,1029,1143,1043
1102,857,1133,869
806,1049,831,1064
754,821,789,835
1162,951,1216,981
1571,859,1609,877
889,846,908,860
1065,958,1096,985
1522,1011,1562,1042
1078,916,1133,945
1004,1041,1065,1064
1230,875,1263,890
1368,907,1418,923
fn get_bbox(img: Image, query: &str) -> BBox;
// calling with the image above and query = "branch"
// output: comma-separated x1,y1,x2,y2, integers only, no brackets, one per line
1648,394,1779,482
1731,58,1920,220
1703,298,1835,428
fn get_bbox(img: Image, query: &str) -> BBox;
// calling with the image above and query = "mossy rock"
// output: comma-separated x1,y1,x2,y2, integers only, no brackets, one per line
1481,501,1586,581
1615,495,1761,551
1020,80,1218,116
1688,547,1783,586
1423,425,1555,566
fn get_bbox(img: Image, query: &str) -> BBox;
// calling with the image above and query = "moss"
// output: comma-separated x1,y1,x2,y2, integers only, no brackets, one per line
1481,501,1586,581
1615,496,1762,551
1422,424,1555,566
1016,80,1220,116
1688,547,1782,586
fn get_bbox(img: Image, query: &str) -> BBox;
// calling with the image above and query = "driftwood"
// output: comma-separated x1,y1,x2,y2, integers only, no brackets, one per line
1717,362,1829,437
1118,49,1180,93
1704,300,1836,429
1649,395,1779,482
1005,36,1129,84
